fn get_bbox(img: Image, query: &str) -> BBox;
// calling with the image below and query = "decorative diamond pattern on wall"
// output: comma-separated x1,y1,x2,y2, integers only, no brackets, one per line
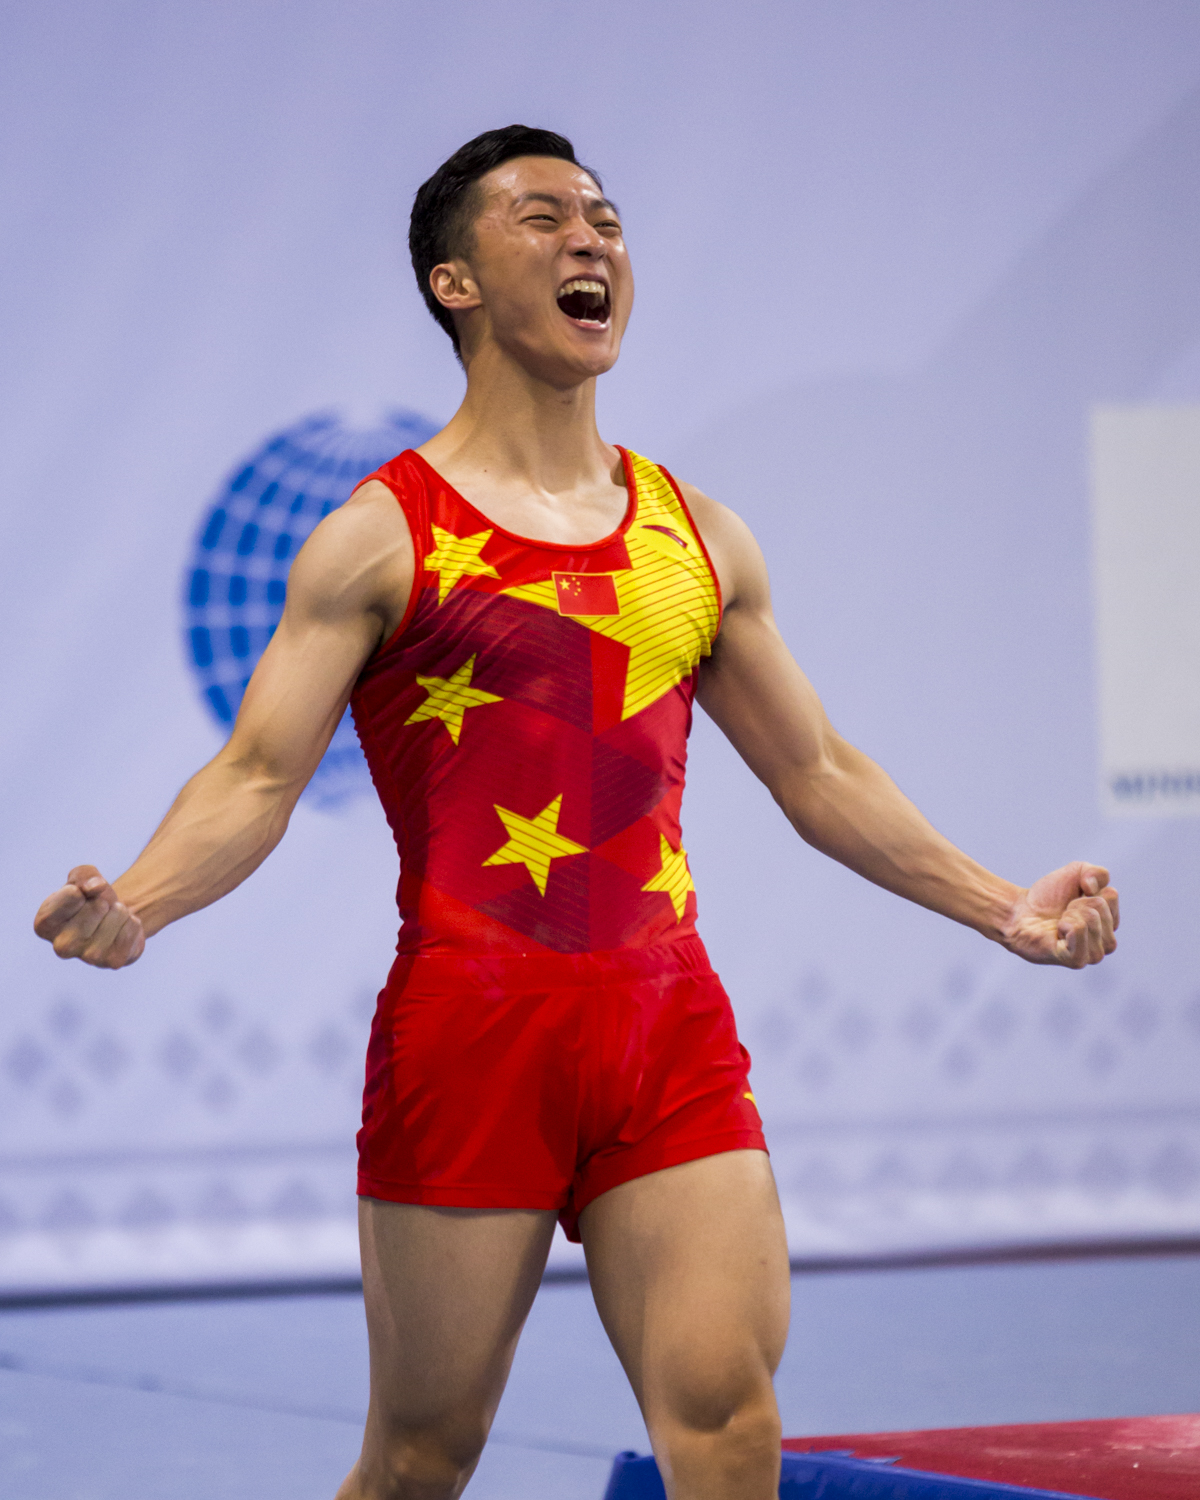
0,981,376,1294
4,962,1200,1292
748,964,1200,1109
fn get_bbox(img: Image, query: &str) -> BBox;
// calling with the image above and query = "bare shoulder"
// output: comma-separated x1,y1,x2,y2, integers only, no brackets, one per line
284,479,414,630
673,478,768,609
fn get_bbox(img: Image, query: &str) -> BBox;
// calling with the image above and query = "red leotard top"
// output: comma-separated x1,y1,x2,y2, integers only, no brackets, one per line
349,447,722,957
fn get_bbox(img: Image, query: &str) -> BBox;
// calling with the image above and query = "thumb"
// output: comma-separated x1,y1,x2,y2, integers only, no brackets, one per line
1076,862,1109,898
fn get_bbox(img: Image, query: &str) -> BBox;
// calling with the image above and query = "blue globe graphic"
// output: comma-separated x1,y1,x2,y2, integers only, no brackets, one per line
184,409,439,808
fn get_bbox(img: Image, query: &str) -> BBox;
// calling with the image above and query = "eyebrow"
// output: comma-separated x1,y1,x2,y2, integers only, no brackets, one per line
512,191,621,217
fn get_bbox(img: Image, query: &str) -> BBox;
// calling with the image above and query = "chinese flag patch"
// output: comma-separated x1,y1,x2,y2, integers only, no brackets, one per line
553,572,621,616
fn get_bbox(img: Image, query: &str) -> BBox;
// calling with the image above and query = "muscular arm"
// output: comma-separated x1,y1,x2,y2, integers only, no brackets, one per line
34,480,412,967
684,485,1117,967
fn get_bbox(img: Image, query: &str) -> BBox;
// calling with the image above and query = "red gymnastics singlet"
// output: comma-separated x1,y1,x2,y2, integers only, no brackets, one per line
349,447,764,1229
350,446,722,956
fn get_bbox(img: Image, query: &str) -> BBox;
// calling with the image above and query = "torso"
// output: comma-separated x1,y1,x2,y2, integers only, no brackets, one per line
350,447,722,956
411,441,630,547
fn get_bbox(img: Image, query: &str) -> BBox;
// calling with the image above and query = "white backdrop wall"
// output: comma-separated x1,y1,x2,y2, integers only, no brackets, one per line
4,1,1200,1293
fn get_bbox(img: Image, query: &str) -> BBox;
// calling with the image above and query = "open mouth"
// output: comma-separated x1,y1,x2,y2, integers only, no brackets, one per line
556,277,611,326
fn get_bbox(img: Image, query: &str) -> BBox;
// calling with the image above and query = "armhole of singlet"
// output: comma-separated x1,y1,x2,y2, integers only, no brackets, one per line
657,464,725,635
355,453,428,659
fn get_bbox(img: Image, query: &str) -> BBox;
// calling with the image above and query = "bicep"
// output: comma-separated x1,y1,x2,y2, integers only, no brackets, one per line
686,492,837,790
698,605,835,792
221,486,409,790
222,598,379,790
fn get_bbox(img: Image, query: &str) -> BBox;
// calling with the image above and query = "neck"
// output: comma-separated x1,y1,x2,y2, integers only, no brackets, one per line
420,343,616,495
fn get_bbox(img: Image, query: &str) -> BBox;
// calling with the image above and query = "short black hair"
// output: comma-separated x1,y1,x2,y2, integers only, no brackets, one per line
409,125,602,356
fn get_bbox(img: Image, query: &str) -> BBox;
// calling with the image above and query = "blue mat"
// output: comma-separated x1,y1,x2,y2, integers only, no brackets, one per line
602,1449,1097,1499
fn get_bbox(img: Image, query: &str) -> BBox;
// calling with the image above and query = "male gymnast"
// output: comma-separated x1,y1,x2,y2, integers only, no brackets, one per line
35,126,1119,1500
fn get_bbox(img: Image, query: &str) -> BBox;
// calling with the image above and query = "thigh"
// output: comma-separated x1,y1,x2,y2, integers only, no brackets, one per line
358,1196,557,1445
580,1150,790,1427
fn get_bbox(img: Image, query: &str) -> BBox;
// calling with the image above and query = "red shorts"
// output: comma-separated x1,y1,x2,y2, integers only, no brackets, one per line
356,935,766,1240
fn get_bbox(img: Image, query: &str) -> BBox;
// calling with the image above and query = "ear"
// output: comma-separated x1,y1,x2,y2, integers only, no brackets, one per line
428,261,481,313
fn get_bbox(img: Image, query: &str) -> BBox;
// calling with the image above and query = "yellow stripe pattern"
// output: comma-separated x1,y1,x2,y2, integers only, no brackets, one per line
640,834,696,919
426,524,500,605
404,656,502,745
482,794,589,896
501,452,720,720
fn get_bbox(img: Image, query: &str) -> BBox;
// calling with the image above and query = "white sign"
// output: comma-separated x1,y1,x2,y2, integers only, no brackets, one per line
1092,406,1200,816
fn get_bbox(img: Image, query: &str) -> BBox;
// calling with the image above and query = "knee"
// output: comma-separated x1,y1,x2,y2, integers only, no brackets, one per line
665,1389,782,1456
348,1422,487,1500
649,1370,782,1490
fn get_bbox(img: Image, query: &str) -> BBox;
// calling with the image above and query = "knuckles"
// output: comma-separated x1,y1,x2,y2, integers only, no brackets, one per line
50,916,141,968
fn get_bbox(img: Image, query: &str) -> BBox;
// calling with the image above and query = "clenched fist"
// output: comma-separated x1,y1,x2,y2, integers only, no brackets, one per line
1002,861,1119,967
33,866,145,969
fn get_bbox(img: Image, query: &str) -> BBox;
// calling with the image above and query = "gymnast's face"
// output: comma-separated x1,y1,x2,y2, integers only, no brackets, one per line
429,156,634,384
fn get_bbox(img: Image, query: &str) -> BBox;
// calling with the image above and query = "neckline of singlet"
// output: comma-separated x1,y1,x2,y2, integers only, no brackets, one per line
405,445,641,554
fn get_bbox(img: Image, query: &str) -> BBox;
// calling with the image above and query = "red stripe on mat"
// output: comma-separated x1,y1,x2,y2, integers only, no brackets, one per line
784,1415,1200,1499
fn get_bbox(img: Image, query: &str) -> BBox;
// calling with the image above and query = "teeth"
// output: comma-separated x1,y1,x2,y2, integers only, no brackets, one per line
559,279,607,297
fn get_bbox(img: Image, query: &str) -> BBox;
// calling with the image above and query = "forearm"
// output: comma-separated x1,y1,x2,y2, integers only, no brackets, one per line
776,736,1021,943
113,751,300,937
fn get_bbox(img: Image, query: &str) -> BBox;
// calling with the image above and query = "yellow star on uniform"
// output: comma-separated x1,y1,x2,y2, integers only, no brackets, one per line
500,453,720,720
404,656,502,745
482,794,588,896
641,834,695,920
426,524,500,604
